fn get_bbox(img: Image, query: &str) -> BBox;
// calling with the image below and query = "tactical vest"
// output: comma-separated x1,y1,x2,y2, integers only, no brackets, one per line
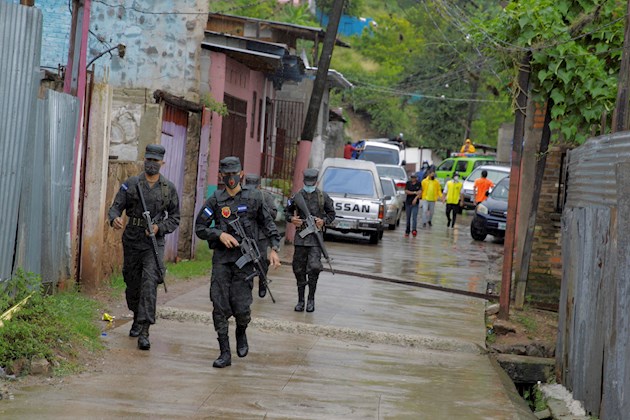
213,188,261,240
126,175,172,219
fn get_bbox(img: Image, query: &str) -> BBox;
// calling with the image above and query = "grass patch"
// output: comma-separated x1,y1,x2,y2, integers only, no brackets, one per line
165,245,213,280
515,313,538,336
0,270,104,377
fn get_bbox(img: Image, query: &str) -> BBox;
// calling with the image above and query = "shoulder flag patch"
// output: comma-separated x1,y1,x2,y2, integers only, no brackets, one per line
121,183,128,191
203,207,213,217
287,198,293,206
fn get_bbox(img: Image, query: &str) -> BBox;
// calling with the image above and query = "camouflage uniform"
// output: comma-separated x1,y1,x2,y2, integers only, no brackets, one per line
243,174,278,297
195,158,280,368
108,144,180,350
285,168,335,312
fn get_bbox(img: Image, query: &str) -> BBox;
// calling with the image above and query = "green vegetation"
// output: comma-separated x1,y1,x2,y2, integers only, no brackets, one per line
0,248,213,377
165,245,213,279
0,270,103,376
469,0,625,144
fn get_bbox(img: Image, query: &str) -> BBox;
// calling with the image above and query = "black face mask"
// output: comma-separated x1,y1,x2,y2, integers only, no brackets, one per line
223,174,240,189
144,160,161,176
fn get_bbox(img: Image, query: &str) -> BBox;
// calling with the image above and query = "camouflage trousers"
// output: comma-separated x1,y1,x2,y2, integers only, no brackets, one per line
210,262,254,336
292,245,323,287
122,244,163,325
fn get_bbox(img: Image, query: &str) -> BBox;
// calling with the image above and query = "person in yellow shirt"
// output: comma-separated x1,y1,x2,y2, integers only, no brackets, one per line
419,171,442,228
442,171,464,228
460,138,476,153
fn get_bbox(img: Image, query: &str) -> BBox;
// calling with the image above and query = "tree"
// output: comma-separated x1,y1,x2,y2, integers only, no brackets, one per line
469,0,625,143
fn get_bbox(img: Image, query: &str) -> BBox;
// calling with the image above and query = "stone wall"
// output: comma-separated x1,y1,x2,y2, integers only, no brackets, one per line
526,146,567,303
89,0,207,100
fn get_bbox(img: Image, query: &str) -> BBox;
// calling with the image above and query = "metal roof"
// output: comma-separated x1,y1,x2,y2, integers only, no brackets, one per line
208,12,351,48
201,41,283,73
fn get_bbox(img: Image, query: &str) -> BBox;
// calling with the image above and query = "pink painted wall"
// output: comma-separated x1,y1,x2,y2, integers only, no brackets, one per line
206,52,269,191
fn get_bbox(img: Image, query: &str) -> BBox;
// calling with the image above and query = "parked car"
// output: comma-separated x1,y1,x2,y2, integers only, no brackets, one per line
358,141,404,166
461,164,510,210
470,176,509,241
435,153,496,187
376,164,408,198
380,177,403,230
319,158,388,244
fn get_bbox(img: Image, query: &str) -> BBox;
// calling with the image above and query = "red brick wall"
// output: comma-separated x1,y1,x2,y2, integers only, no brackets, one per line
526,145,568,302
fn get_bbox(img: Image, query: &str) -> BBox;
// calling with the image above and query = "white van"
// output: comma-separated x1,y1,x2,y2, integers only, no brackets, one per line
358,141,403,166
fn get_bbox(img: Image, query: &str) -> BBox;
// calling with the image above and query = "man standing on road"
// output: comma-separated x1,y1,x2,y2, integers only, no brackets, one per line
108,144,181,351
473,170,495,205
286,168,336,313
195,157,281,368
243,174,278,298
404,173,422,237
442,171,464,228
420,171,442,228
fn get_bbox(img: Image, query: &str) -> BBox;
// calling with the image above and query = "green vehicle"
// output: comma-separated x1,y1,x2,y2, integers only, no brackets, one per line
434,153,496,187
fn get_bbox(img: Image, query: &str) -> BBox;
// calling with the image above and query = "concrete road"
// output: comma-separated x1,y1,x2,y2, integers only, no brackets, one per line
0,205,534,419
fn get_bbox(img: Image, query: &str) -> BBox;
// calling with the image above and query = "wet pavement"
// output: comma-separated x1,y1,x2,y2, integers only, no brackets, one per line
0,205,535,419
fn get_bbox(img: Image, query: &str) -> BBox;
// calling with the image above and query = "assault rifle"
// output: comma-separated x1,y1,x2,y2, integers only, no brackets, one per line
292,193,334,274
228,216,276,303
137,184,167,292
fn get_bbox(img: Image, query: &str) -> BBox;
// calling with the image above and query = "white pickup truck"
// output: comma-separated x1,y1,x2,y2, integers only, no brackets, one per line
319,158,388,244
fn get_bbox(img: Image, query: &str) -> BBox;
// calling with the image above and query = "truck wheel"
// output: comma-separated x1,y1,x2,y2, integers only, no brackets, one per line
378,229,384,239
369,232,379,244
470,224,487,241
388,223,396,230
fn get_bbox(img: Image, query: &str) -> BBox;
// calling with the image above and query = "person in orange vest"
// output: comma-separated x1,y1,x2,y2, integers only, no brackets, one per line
473,169,495,205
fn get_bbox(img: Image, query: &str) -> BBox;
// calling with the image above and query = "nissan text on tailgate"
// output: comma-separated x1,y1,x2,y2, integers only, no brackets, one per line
320,158,386,244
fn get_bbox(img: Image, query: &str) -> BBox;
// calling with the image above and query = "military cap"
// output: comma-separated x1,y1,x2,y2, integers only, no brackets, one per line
303,168,319,186
243,174,261,189
145,144,165,160
219,156,242,173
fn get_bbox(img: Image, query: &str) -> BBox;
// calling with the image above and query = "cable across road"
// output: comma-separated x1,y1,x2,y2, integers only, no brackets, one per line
278,260,559,312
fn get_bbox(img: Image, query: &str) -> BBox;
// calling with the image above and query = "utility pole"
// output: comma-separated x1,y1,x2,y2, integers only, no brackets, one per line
499,52,531,320
613,0,630,132
287,0,345,242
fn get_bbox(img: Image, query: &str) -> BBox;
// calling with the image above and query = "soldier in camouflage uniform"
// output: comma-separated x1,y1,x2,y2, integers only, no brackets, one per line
243,174,278,298
108,144,180,351
195,157,281,368
285,168,336,313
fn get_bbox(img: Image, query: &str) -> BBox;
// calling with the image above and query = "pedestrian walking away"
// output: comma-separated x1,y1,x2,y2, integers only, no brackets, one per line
285,168,336,313
473,169,495,205
404,173,422,236
108,144,181,351
421,171,442,228
195,157,281,368
243,173,278,298
443,171,464,228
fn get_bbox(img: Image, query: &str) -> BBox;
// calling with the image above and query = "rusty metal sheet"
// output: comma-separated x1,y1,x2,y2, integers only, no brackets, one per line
0,2,42,280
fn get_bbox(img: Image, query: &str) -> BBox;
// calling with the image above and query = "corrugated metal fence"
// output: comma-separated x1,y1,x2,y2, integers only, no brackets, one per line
559,131,630,418
1,2,79,287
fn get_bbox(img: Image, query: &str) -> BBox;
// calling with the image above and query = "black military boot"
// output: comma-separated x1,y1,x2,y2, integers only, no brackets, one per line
129,313,141,337
137,323,150,350
306,282,317,312
258,278,267,298
235,326,249,358
213,335,231,368
294,286,306,311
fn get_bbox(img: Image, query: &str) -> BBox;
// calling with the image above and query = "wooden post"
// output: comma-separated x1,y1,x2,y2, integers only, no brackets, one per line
499,52,532,320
